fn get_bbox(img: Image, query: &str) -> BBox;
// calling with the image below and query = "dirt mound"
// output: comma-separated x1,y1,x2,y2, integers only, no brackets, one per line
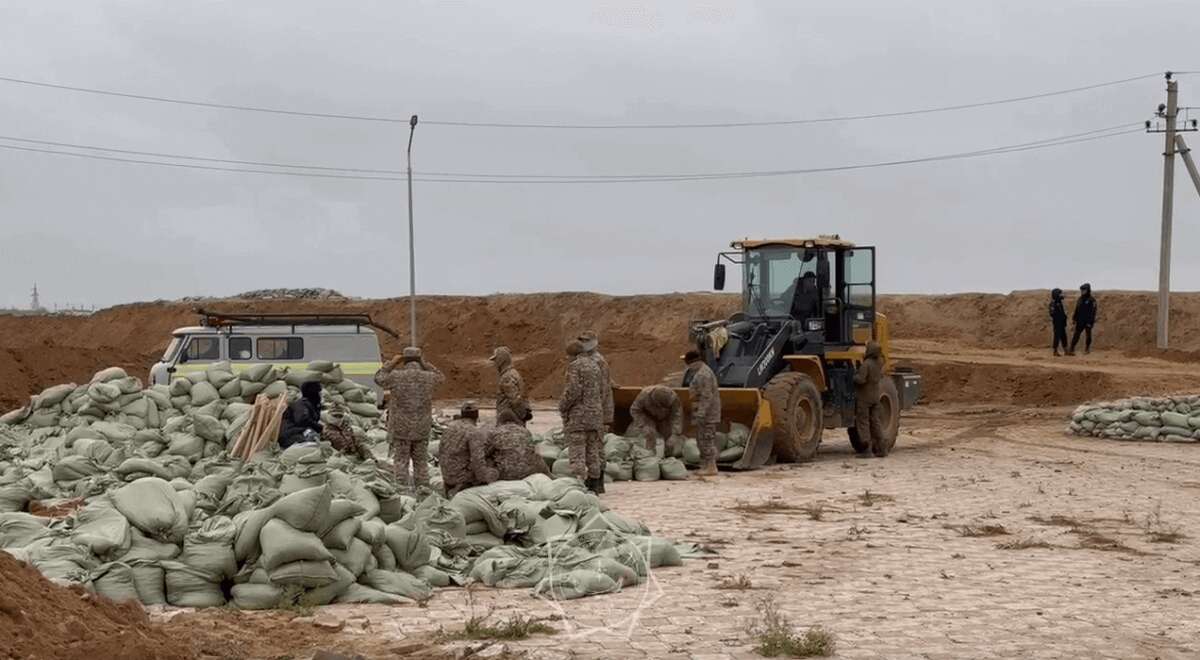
2,290,1199,410
0,551,191,660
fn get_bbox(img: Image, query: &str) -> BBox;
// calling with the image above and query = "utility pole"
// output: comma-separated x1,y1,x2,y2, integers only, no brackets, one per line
1156,75,1178,349
406,114,419,348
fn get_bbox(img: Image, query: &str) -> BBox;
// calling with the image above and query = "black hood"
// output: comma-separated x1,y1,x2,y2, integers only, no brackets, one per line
1051,288,1063,300
299,381,323,407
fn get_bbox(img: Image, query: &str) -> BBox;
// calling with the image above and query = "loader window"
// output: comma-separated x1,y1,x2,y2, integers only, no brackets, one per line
257,337,304,360
745,247,817,317
843,248,876,342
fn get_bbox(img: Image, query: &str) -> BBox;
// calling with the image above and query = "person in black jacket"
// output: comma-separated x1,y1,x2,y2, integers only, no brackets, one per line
1049,288,1068,356
279,380,323,448
1068,283,1098,355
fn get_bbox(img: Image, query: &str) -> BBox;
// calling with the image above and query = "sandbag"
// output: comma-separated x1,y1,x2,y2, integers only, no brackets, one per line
166,433,205,461
233,506,276,563
87,382,122,404
92,367,128,383
0,512,49,547
334,583,413,605
71,501,131,560
551,458,573,477
627,535,683,568
682,438,701,465
633,456,660,482
192,415,225,444
322,517,361,551
384,525,431,571
329,537,374,576
361,569,432,601
659,458,689,481
272,484,333,533
356,518,387,546
533,568,619,600
260,518,333,571
110,478,189,544
36,384,77,409
231,582,286,610
163,561,225,607
268,559,338,588
406,495,466,540
605,461,633,482
124,527,181,561
128,558,167,605
31,544,97,584
411,564,454,587
91,561,140,603
190,382,220,407
297,563,356,606
180,517,237,580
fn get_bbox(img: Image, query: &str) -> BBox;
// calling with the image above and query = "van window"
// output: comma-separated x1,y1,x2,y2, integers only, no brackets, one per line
184,337,220,361
161,338,182,362
229,336,253,360
258,337,303,360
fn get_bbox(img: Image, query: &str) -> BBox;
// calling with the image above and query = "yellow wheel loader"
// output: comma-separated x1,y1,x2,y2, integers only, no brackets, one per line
612,236,921,469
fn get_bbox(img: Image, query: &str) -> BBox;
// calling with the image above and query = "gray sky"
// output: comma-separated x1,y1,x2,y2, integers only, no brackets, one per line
2,1,1199,309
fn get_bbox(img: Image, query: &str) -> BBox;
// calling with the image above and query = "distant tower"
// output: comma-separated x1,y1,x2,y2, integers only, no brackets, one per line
30,283,43,311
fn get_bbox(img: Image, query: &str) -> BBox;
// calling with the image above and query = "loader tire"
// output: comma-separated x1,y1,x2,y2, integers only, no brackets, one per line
764,372,823,463
873,378,901,457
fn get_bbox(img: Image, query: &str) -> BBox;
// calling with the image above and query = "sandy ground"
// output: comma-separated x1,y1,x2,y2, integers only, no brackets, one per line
162,400,1200,659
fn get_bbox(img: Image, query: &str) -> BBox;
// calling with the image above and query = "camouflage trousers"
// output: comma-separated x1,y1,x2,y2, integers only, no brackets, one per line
696,422,718,464
566,429,603,481
390,434,429,494
854,400,885,453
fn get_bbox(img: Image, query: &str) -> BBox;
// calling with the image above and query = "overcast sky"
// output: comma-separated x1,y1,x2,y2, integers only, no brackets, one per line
2,1,1199,309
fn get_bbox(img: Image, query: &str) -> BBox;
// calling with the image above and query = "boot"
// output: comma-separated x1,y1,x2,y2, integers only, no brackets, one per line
593,476,606,494
584,477,599,494
696,459,718,477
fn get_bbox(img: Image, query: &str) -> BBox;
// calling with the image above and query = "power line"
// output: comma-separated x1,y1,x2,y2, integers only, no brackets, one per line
425,74,1163,129
0,125,1139,184
0,71,1167,129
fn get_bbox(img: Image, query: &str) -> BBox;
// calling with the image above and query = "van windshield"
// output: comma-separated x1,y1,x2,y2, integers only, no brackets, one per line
161,338,182,362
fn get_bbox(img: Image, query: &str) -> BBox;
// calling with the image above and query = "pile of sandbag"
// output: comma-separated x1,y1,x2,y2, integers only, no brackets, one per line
1068,396,1200,442
0,367,695,608
533,423,751,481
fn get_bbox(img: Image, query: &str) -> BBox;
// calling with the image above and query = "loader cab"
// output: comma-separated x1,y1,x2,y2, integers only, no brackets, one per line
704,236,876,389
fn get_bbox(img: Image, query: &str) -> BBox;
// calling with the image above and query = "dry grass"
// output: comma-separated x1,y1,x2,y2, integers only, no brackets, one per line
995,537,1055,550
745,596,835,658
732,499,805,515
717,574,755,590
1029,514,1086,528
1142,502,1188,544
955,524,1010,537
801,502,827,521
858,490,895,507
444,613,558,641
1071,530,1148,556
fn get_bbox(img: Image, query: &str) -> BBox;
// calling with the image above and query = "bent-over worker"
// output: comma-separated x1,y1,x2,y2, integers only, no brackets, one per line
374,346,444,494
490,346,531,424
279,380,323,449
438,402,482,497
474,408,550,484
629,385,684,457
559,338,605,493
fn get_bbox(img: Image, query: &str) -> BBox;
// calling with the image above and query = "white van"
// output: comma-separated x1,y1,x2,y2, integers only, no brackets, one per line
149,310,396,392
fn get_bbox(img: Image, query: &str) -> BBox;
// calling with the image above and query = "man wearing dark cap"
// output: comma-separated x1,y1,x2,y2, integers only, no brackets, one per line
439,401,482,497
1068,283,1098,355
375,346,444,494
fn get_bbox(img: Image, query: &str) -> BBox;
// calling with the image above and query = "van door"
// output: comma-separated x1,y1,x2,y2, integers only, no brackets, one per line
176,335,222,375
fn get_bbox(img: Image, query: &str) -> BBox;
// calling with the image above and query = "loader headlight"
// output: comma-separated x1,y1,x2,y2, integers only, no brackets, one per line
806,319,824,332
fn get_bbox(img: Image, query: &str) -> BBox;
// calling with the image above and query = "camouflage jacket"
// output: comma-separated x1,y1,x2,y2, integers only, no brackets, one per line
477,422,548,482
687,362,721,425
558,355,604,432
854,357,883,403
630,385,683,438
321,418,368,460
375,360,445,439
439,419,481,492
588,350,615,424
496,366,530,423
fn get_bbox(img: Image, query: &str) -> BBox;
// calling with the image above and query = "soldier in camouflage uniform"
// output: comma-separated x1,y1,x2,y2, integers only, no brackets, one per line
578,330,614,432
472,408,550,483
629,385,684,456
438,402,481,497
374,346,444,494
685,350,720,476
559,338,605,493
321,402,373,461
853,341,886,457
489,346,531,424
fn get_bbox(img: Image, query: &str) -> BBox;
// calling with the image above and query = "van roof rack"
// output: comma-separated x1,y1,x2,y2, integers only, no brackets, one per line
195,308,400,339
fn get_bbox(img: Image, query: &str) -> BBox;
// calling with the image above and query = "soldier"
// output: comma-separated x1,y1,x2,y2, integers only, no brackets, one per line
684,350,720,476
489,346,531,424
1049,288,1068,357
279,380,323,449
853,341,886,457
559,338,605,493
578,330,614,433
629,385,684,457
473,409,550,483
1068,283,1098,355
374,346,444,494
321,402,373,461
438,402,482,497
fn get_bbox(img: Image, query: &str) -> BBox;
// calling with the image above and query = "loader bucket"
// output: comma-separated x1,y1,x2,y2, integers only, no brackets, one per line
611,386,776,470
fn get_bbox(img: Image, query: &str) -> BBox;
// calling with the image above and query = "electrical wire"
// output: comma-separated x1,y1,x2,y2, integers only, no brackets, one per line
0,71,1166,128
0,125,1140,184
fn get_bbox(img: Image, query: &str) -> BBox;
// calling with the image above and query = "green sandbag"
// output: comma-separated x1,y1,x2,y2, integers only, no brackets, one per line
110,477,190,545
190,382,220,407
297,563,356,606
53,455,103,482
180,517,238,580
88,382,122,404
384,525,432,571
259,519,333,571
361,569,432,601
218,378,242,400
31,544,97,584
533,569,619,600
537,442,560,468
1161,411,1190,428
163,561,225,608
35,383,77,408
91,561,141,603
373,543,397,571
448,491,505,537
468,546,546,588
114,458,172,481
241,363,272,383
240,381,268,398
261,381,288,398
411,564,454,587
322,517,362,551
726,422,750,447
268,559,338,588
465,532,504,550
582,556,639,588
307,360,336,373
329,537,373,576
127,558,167,605
356,518,387,546
718,446,745,462
232,506,275,563
603,435,632,460
347,402,381,418
192,415,225,443
334,583,413,605
166,433,205,461
551,458,573,477
405,494,466,540
659,458,689,481
284,370,323,387
272,484,332,533
627,535,683,568
231,583,285,610
125,527,180,560
633,456,660,481
682,438,700,465
71,501,131,560
605,461,633,481
0,512,49,547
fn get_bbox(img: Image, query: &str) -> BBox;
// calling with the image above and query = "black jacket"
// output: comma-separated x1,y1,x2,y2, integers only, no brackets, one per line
279,398,322,448
1073,294,1097,326
1049,298,1067,326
